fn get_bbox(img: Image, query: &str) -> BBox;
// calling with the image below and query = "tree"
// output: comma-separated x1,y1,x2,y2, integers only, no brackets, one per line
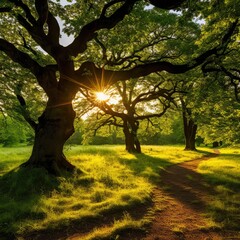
181,97,197,150
0,0,236,174
176,75,201,151
80,76,178,153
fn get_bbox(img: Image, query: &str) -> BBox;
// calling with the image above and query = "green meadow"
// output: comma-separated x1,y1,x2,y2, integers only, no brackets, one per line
0,145,239,239
198,148,240,230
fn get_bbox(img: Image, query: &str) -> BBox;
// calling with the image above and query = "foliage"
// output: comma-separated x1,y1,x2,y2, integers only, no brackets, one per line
0,116,33,147
193,78,240,145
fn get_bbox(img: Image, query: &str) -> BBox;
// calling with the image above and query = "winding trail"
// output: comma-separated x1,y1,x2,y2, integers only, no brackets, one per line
144,150,232,240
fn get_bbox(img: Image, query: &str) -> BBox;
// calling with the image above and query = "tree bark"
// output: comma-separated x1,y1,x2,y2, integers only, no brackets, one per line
123,120,141,153
181,100,197,151
21,102,76,175
183,118,197,151
183,110,197,151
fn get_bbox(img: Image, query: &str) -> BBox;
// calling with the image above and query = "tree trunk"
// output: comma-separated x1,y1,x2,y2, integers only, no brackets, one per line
182,111,197,151
123,120,141,153
181,99,197,151
21,102,76,175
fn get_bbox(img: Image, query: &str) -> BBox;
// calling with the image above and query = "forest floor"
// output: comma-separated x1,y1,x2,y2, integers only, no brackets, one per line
143,149,240,240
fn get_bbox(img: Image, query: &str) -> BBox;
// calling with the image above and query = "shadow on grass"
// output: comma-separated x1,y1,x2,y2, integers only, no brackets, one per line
0,167,60,239
118,152,171,184
0,148,152,240
199,152,240,230
118,147,212,184
199,152,240,191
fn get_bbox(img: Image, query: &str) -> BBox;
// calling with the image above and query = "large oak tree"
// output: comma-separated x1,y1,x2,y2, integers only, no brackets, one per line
0,0,236,174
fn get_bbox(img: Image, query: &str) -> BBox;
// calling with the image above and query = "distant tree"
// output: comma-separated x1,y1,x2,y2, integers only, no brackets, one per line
180,97,197,150
80,76,178,153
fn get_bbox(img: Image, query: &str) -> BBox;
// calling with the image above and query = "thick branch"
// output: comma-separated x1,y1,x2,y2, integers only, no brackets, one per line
149,0,185,9
0,38,59,94
0,7,12,12
46,12,60,45
35,0,48,26
77,47,218,88
9,0,37,25
7,0,62,58
0,38,42,76
67,0,138,56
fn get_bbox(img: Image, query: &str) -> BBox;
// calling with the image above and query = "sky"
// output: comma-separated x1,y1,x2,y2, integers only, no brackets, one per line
58,0,75,46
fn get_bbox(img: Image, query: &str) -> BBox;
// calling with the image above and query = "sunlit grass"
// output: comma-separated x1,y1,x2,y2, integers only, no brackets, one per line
198,148,240,230
0,146,32,174
0,145,213,239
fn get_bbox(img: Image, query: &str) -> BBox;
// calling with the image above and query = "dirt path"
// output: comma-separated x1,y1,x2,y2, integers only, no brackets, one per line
144,150,233,240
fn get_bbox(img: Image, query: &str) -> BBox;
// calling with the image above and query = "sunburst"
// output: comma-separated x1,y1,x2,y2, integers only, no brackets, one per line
95,91,109,102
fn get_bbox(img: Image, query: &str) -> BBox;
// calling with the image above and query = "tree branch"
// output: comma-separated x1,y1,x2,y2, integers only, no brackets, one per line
0,38,42,76
93,115,123,135
76,19,238,89
35,0,48,26
135,101,170,120
46,11,60,45
18,31,38,56
9,0,37,25
148,0,186,9
67,0,138,56
0,38,59,94
0,7,12,12
77,47,218,88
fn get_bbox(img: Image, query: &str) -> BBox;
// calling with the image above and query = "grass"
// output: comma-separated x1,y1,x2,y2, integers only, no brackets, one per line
0,145,207,239
198,147,240,230
0,146,32,174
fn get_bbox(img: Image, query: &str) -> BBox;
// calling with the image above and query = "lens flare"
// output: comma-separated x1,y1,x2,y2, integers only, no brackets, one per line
95,91,109,101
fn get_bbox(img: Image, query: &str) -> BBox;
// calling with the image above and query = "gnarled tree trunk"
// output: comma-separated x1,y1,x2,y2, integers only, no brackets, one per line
22,101,76,175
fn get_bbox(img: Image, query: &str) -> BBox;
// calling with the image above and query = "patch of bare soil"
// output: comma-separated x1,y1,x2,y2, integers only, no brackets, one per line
144,150,240,240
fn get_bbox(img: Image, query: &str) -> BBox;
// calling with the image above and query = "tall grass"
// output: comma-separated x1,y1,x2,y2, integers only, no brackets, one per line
198,148,240,230
0,145,208,239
